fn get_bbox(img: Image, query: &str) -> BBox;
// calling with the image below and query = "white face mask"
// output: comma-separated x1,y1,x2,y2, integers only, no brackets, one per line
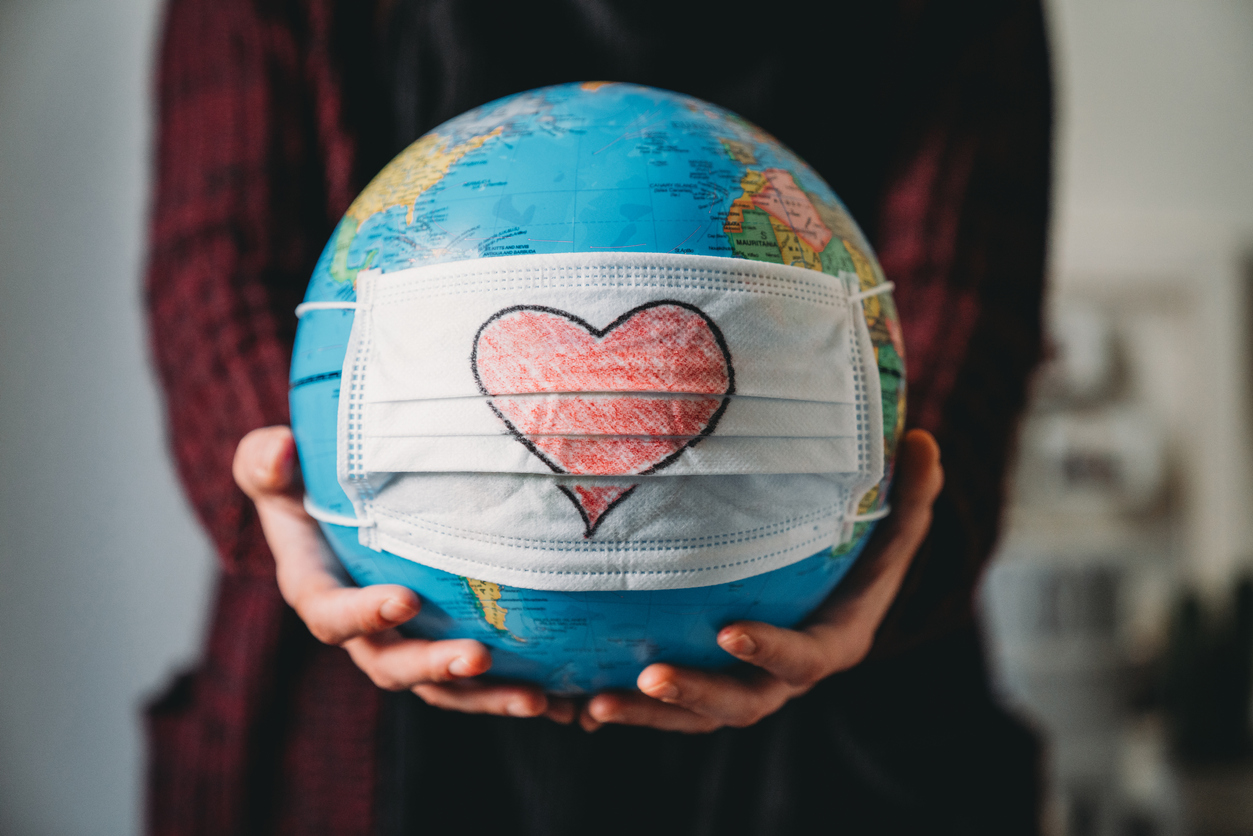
300,252,885,592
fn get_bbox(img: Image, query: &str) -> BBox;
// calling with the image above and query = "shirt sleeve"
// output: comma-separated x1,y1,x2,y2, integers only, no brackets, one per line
145,0,368,574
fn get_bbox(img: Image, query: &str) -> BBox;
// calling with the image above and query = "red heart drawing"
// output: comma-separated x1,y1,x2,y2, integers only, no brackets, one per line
472,301,734,534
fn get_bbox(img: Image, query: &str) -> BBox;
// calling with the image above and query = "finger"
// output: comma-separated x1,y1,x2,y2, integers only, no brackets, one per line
544,697,579,725
828,428,942,607
634,664,793,728
578,706,605,733
899,427,945,500
233,426,302,502
234,428,324,570
233,427,425,645
265,515,421,645
716,621,854,687
291,580,422,646
717,430,944,681
344,633,492,690
583,690,722,734
413,680,549,718
786,428,943,668
884,428,944,540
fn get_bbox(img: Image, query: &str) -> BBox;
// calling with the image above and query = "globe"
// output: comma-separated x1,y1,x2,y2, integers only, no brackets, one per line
290,82,906,694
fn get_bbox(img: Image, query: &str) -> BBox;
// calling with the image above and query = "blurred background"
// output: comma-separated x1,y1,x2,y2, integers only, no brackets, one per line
1,1,1251,834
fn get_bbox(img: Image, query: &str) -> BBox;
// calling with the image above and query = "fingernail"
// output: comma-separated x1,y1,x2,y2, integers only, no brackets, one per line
508,698,537,717
261,431,291,480
719,631,757,657
590,703,620,723
447,656,474,677
379,598,418,623
644,680,679,701
273,432,294,470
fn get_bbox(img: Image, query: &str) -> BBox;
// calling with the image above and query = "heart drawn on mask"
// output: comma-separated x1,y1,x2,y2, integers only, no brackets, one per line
472,301,735,536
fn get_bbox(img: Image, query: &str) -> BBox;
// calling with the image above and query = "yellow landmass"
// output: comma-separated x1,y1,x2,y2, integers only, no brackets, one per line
844,239,877,289
769,215,822,271
725,168,825,270
581,81,616,91
857,484,880,515
465,578,523,640
844,239,884,319
345,127,504,228
723,169,769,235
846,234,906,367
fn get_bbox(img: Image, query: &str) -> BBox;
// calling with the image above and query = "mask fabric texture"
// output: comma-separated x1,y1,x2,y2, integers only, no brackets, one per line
334,252,883,591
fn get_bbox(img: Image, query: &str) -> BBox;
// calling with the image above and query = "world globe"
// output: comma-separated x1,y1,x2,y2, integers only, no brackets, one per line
290,82,906,694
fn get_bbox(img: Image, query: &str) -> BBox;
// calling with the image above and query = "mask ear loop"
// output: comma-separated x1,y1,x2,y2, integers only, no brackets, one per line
295,301,361,317
848,281,895,303
303,495,372,528
849,505,891,523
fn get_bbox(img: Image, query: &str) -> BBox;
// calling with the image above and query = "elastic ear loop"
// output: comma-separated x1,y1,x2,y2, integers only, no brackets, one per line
849,505,891,523
303,495,372,528
848,281,894,303
295,301,361,317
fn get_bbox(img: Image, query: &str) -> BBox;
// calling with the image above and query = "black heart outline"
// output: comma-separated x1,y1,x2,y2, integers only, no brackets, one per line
471,300,736,475
471,301,736,536
555,484,639,538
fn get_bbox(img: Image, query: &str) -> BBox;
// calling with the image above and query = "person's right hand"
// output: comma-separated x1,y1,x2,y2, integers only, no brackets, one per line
233,425,576,722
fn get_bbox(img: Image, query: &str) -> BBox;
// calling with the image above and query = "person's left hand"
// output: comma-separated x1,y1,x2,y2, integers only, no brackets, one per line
578,428,943,733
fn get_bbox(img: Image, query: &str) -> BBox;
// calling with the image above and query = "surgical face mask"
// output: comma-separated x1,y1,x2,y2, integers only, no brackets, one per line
299,252,887,592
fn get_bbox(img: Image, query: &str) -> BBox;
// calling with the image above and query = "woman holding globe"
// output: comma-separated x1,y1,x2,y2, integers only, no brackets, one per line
146,0,1051,833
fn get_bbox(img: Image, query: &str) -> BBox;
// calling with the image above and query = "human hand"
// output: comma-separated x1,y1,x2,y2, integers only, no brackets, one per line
233,426,577,722
578,428,944,733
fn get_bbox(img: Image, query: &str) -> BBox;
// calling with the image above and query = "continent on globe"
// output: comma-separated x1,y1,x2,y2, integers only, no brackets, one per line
463,578,522,640
328,126,505,283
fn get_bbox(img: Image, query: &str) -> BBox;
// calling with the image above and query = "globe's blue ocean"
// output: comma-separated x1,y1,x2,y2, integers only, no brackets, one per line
289,83,896,694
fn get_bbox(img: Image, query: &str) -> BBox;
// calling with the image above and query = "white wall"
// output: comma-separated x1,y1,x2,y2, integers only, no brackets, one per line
1050,0,1253,277
1048,0,1253,589
0,3,213,835
1052,0,1253,236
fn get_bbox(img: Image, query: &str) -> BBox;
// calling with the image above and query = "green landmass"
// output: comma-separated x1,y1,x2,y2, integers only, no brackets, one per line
727,207,784,263
819,237,857,275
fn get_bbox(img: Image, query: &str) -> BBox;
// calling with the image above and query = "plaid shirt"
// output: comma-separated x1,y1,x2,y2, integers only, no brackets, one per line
144,0,1050,832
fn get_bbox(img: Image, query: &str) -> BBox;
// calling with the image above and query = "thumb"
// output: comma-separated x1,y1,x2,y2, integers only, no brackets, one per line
890,428,944,527
233,425,301,500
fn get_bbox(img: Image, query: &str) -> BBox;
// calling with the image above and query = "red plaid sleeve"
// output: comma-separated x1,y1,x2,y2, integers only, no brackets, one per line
145,0,360,575
144,2,381,834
